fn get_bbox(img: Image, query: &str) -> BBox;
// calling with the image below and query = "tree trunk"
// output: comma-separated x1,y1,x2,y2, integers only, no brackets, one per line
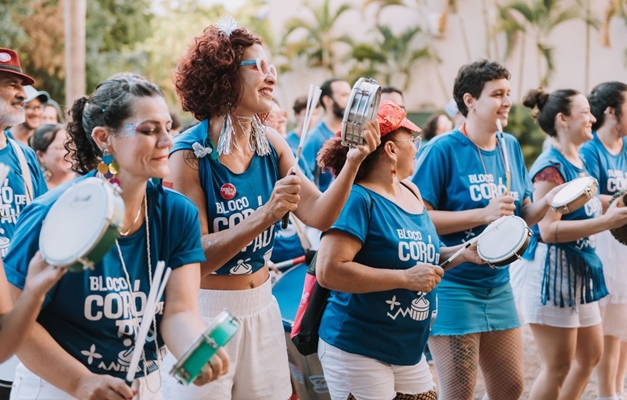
64,0,86,105
585,0,591,92
518,32,526,103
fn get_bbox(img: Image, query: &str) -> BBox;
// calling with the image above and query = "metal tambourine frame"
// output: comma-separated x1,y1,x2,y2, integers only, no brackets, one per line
341,78,381,148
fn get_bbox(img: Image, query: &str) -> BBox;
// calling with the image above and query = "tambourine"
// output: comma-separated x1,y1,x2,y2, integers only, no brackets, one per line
550,176,598,214
609,191,627,245
340,77,381,148
477,216,532,268
170,309,240,385
40,178,125,272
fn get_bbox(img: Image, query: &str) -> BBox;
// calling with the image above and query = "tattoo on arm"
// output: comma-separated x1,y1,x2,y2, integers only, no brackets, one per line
184,151,200,171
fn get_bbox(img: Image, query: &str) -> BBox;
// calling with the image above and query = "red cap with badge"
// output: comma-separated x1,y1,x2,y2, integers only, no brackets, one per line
0,48,36,85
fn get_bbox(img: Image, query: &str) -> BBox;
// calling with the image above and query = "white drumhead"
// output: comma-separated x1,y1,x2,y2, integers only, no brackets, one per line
551,177,594,207
477,216,528,262
40,178,113,266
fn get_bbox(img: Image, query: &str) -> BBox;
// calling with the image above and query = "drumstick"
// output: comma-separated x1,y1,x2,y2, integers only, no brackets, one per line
496,119,511,195
439,237,479,271
125,262,171,385
280,85,322,229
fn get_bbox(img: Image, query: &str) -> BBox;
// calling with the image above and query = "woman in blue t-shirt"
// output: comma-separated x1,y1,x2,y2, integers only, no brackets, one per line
315,100,483,400
511,87,627,399
161,17,380,400
3,74,229,399
413,60,563,400
581,81,627,400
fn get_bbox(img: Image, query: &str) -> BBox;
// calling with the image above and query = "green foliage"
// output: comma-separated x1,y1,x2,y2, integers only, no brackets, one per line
0,0,32,48
505,104,546,167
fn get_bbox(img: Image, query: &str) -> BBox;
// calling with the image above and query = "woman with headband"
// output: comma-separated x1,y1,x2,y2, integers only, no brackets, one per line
413,60,561,400
4,73,229,400
512,87,627,399
162,17,379,399
580,81,627,400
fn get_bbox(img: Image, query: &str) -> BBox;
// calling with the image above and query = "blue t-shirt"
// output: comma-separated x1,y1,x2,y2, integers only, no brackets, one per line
319,185,439,366
4,176,205,378
580,132,627,195
271,220,306,264
0,138,47,257
298,121,335,192
413,129,534,288
171,120,280,275
285,130,300,156
524,147,606,306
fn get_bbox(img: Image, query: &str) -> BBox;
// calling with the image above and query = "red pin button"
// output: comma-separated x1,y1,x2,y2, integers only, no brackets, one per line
220,183,237,200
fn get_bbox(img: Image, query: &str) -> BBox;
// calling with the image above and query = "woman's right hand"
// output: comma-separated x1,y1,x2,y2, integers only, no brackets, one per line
22,251,66,301
264,170,302,222
75,373,136,400
483,194,515,224
603,199,627,230
402,262,444,293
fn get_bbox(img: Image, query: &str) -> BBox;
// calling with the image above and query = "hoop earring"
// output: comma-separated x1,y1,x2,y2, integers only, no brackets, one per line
97,148,120,186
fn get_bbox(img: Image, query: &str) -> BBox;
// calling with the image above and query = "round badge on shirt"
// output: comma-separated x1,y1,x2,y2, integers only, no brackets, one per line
220,183,237,200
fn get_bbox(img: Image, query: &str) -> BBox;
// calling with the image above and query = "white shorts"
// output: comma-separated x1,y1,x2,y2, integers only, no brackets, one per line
161,278,291,400
596,230,627,303
318,339,435,400
10,362,162,400
510,243,601,328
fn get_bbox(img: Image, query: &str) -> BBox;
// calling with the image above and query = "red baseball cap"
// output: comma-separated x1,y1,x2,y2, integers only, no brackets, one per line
377,100,422,137
0,48,35,85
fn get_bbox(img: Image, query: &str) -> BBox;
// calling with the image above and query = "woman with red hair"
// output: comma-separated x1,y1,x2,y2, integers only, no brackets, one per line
161,16,379,399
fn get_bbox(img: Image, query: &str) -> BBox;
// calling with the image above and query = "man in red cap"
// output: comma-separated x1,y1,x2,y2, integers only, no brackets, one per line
0,47,63,400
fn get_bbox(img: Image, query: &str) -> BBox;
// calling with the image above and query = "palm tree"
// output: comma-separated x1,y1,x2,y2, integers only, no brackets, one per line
497,0,581,88
281,0,353,75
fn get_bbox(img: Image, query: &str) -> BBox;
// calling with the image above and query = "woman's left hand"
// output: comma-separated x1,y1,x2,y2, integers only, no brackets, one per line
463,242,486,265
193,347,230,386
346,119,381,165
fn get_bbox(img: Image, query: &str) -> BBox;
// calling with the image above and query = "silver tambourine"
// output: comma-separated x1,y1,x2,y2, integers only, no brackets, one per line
340,77,381,148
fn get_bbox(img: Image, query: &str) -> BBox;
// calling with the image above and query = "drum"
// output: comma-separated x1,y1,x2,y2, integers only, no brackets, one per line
550,176,598,214
39,178,125,272
609,190,627,245
170,309,240,385
477,216,532,268
340,78,381,148
273,264,331,399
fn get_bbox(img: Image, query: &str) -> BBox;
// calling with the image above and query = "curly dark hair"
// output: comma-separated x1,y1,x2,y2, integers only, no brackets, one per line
65,73,164,174
174,25,263,121
453,59,511,117
317,132,399,182
523,88,579,137
588,81,627,131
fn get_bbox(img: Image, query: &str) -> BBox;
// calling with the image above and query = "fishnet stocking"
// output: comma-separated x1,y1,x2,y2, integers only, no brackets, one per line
429,329,524,400
478,328,524,400
429,334,480,400
347,390,438,400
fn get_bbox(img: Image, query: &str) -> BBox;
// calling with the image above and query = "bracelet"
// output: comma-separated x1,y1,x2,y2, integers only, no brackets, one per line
554,221,559,242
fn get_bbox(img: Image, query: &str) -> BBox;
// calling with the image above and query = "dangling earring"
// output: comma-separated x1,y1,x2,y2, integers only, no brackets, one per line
217,109,235,156
97,148,120,186
41,164,51,181
250,114,271,156
392,161,397,177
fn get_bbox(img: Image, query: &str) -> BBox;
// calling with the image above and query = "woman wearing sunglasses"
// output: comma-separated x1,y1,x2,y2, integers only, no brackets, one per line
315,100,483,400
161,17,379,399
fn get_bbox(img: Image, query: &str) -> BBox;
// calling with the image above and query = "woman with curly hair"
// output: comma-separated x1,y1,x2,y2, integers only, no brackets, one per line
315,100,483,400
161,16,379,400
4,73,229,399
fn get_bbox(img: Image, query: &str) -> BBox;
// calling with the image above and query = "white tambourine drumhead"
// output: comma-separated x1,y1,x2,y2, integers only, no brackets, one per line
40,178,120,267
550,176,594,208
477,216,528,262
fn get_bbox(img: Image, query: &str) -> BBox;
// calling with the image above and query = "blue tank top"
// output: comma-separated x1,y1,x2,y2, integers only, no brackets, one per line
171,120,280,275
524,147,607,306
319,184,439,366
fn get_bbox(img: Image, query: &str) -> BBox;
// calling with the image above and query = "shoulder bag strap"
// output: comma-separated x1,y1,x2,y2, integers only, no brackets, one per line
9,138,33,204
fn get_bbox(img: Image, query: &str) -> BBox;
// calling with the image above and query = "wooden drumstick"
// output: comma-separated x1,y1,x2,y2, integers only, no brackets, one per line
280,84,322,229
439,237,479,271
496,119,511,195
125,261,171,385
